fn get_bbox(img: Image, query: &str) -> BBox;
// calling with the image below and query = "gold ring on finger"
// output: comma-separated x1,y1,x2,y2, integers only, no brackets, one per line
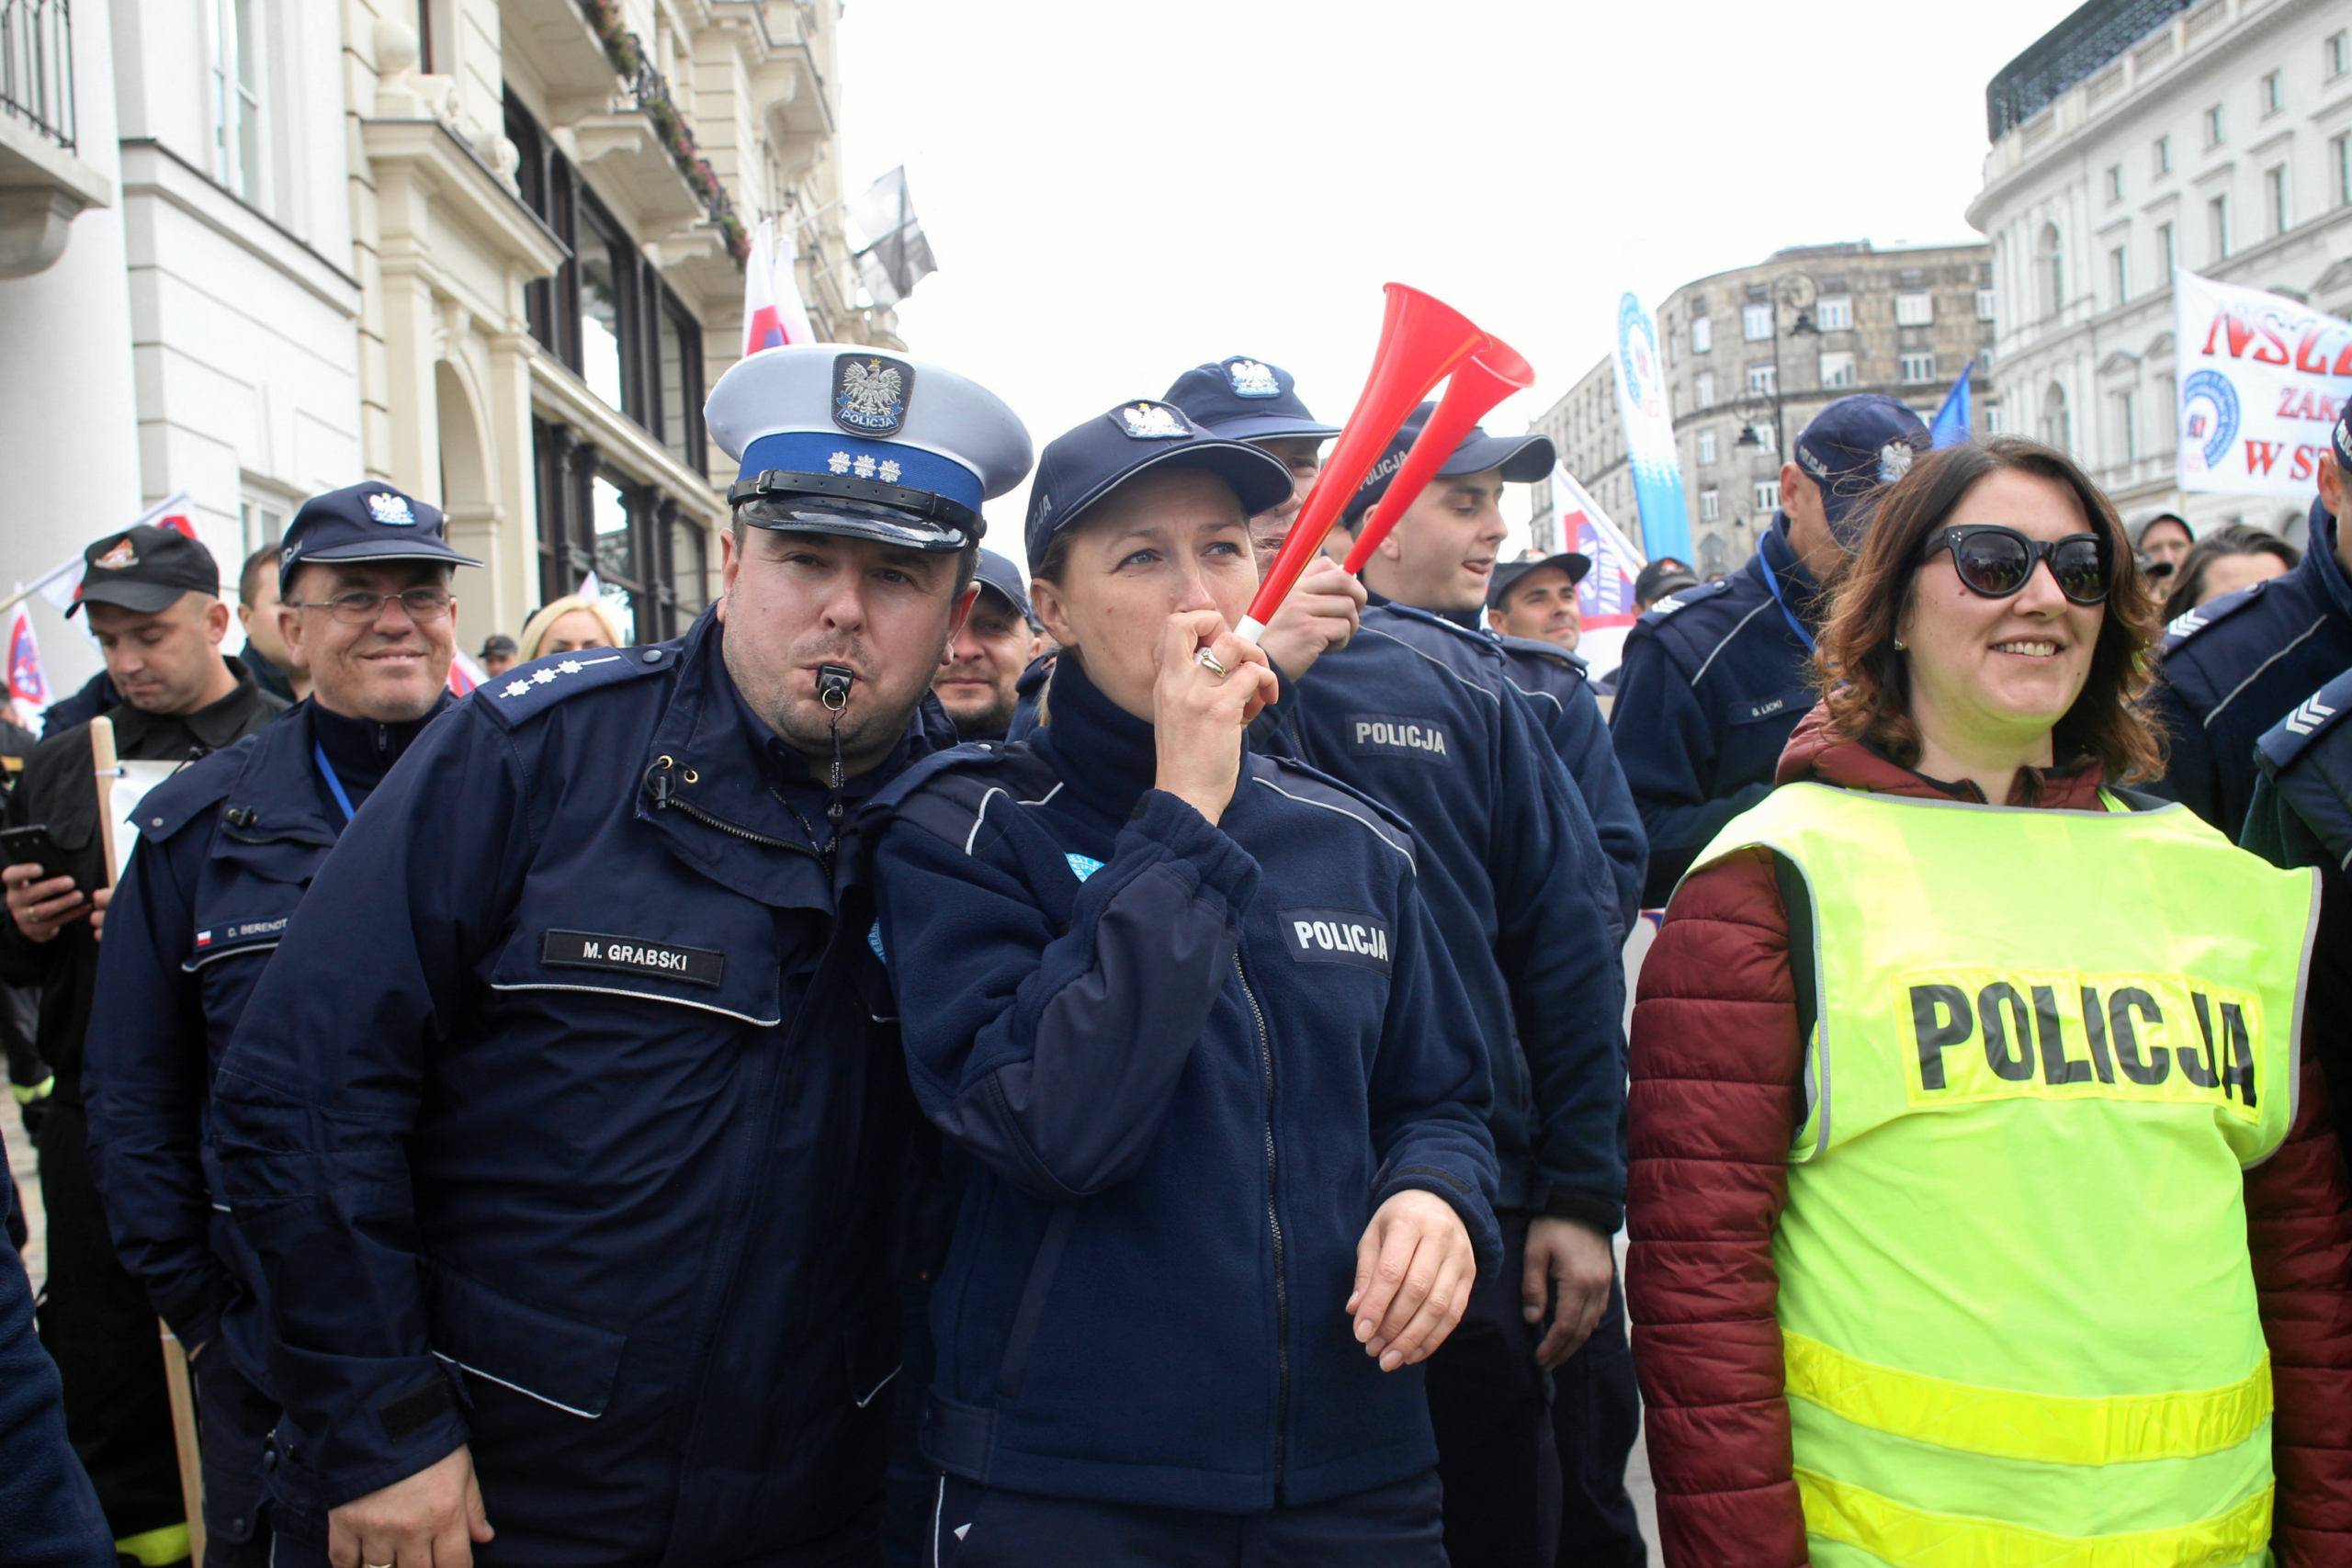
1195,648,1227,679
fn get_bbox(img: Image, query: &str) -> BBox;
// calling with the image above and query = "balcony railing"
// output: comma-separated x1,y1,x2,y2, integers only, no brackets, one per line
1,0,74,151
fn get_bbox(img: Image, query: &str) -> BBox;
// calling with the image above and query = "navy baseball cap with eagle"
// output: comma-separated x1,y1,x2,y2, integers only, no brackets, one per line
276,482,481,582
707,344,1032,553
1792,394,1930,547
1025,400,1295,566
1343,402,1555,524
1486,549,1592,610
1161,355,1341,445
971,548,1035,625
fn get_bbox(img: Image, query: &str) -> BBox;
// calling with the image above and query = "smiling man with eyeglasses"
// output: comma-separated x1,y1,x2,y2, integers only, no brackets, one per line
82,482,474,1567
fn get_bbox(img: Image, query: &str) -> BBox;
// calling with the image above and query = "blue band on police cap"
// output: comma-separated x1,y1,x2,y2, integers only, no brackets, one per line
738,432,984,513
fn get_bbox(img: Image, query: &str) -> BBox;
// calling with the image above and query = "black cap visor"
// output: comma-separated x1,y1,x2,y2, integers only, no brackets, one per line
1487,551,1593,609
1442,430,1555,485
734,493,977,554
1054,443,1296,540
1204,413,1343,445
288,539,482,570
67,580,196,618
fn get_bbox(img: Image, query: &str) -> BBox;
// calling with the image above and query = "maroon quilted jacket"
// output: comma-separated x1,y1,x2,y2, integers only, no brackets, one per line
1626,704,2352,1567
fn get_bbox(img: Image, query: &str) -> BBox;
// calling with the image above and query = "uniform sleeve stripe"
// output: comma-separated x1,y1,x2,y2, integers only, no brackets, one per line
964,786,1008,855
1251,777,1416,871
1690,599,1779,687
1359,626,1500,704
1504,677,1564,714
2202,615,2329,729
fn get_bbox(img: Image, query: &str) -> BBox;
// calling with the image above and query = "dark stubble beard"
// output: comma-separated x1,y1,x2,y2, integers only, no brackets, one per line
723,632,946,780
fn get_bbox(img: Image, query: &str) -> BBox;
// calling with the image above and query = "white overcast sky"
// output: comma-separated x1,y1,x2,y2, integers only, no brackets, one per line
835,0,2074,570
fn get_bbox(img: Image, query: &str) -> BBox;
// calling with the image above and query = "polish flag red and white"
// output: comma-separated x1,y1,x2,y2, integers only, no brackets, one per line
742,217,817,357
447,649,485,698
1550,467,1645,682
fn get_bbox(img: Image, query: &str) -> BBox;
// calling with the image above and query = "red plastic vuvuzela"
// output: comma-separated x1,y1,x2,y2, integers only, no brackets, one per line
1342,335,1535,574
1232,285,1487,644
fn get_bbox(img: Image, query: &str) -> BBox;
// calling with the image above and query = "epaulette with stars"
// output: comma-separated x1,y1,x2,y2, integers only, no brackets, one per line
474,642,680,729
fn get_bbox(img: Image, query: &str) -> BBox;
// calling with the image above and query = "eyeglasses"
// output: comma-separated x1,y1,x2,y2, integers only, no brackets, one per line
286,587,455,624
1921,525,2111,606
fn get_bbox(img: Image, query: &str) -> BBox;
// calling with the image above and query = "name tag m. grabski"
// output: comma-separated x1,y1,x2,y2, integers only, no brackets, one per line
541,930,725,987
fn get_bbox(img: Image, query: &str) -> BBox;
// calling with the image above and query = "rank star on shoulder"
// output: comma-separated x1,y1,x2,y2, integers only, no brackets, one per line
503,680,532,697
532,668,558,684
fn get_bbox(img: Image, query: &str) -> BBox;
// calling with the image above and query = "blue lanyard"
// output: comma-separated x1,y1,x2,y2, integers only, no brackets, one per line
312,742,357,826
1756,549,1816,654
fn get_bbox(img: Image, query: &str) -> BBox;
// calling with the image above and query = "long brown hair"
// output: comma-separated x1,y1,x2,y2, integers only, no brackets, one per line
1813,437,2165,783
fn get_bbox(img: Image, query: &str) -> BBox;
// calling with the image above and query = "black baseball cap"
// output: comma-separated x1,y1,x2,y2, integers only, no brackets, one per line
1792,394,1930,546
1634,558,1699,604
1160,356,1341,445
1486,550,1592,611
68,525,221,617
277,482,481,581
480,634,518,660
1025,400,1295,566
971,548,1034,624
1344,402,1555,524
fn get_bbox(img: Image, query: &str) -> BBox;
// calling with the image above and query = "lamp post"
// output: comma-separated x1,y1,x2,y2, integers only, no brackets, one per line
1735,272,1820,457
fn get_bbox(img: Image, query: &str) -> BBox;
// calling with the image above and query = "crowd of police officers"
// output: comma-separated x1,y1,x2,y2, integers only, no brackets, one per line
3,336,2349,1568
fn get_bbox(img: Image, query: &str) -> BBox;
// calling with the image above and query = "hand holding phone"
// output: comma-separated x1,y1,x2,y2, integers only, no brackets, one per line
2,826,87,944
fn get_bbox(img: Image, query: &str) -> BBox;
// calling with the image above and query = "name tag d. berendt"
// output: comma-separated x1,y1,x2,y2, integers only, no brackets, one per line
541,930,725,987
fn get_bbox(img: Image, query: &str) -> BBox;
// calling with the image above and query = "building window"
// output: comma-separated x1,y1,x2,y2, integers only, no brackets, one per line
1696,429,1718,466
2209,193,2230,261
590,471,643,642
210,0,266,206
2155,220,2176,280
1818,350,1857,389
1742,303,1774,342
1815,295,1853,332
1894,291,1934,327
2109,245,2129,307
2261,70,2283,117
507,94,707,478
2106,164,2125,204
2328,31,2348,81
1694,371,1714,410
1984,401,2003,435
2037,223,2064,319
2267,164,2290,236
1975,288,1996,321
2203,104,2224,148
2157,374,2177,446
1751,480,1780,513
239,493,288,558
1900,352,1938,385
1690,316,1713,355
1700,488,1720,523
2153,134,2171,176
1747,362,1776,397
1746,418,1778,455
2114,389,2139,463
2040,383,2072,453
2335,134,2352,209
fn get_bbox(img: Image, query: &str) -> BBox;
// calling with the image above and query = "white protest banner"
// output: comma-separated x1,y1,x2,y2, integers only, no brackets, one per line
2174,270,2351,499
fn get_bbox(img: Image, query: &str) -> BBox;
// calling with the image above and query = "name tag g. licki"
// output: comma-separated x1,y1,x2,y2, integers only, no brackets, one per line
1901,967,2262,1112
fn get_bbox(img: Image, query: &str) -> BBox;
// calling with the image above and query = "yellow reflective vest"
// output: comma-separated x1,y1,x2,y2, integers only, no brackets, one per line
1686,782,2321,1568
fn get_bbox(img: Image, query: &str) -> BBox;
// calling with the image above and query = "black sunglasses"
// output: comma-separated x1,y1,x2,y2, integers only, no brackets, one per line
1921,525,2112,606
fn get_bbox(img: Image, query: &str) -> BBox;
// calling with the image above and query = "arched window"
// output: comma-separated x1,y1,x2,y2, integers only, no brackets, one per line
2040,382,2073,454
2037,223,2064,319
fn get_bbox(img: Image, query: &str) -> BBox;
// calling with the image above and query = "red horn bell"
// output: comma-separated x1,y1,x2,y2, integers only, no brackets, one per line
1342,335,1535,575
1235,285,1487,642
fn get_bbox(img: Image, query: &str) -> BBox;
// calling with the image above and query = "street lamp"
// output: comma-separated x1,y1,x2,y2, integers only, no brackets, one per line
1734,271,1820,457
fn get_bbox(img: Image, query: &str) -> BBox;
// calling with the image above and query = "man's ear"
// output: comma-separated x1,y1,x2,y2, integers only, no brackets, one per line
1486,607,1508,634
717,525,741,624
203,597,232,648
944,581,979,643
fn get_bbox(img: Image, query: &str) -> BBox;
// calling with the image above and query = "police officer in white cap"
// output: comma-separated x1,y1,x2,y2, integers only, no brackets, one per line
209,345,1028,1567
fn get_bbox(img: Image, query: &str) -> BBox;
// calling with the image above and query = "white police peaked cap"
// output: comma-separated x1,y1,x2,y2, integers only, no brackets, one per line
706,344,1033,553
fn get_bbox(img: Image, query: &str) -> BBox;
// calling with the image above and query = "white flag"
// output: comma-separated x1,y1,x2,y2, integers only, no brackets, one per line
742,217,816,356
2174,269,2352,498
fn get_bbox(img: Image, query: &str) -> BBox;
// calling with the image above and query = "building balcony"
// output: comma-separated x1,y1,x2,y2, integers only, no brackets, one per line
503,0,623,118
0,0,109,277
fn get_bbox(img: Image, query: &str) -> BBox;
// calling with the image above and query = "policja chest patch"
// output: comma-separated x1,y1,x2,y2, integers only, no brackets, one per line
542,930,725,987
1280,909,1392,973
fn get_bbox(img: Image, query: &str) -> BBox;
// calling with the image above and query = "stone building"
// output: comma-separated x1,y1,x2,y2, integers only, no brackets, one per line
1,0,895,694
1967,0,2352,540
1527,241,1994,578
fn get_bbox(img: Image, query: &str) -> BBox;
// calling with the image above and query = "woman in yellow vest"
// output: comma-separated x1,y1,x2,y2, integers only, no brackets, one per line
1627,436,2352,1567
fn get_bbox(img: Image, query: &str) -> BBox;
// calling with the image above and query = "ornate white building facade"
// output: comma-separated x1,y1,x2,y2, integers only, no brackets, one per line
1967,0,2352,539
2,0,893,694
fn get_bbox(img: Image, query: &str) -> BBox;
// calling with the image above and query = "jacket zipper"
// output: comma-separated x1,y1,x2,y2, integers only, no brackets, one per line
645,759,820,859
1234,951,1288,1492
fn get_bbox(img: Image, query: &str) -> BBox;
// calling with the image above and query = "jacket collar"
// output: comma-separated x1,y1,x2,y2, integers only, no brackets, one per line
1775,701,2109,809
2298,505,2352,625
1758,514,1829,629
1027,650,1158,827
108,656,278,756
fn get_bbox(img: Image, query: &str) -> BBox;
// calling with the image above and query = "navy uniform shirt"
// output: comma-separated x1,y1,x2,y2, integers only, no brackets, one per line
0,1123,114,1566
2152,500,2352,837
85,695,451,1399
1486,631,1645,937
1609,518,1822,907
209,611,947,1559
871,650,1497,1512
1244,601,1626,1228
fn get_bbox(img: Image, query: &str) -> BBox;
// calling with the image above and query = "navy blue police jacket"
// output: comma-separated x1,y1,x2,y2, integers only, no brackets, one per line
0,1123,116,1567
1238,602,1626,1230
2152,498,2352,836
85,696,451,1404
870,650,1499,1513
209,610,941,1562
1610,516,1822,906
1483,629,1645,938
